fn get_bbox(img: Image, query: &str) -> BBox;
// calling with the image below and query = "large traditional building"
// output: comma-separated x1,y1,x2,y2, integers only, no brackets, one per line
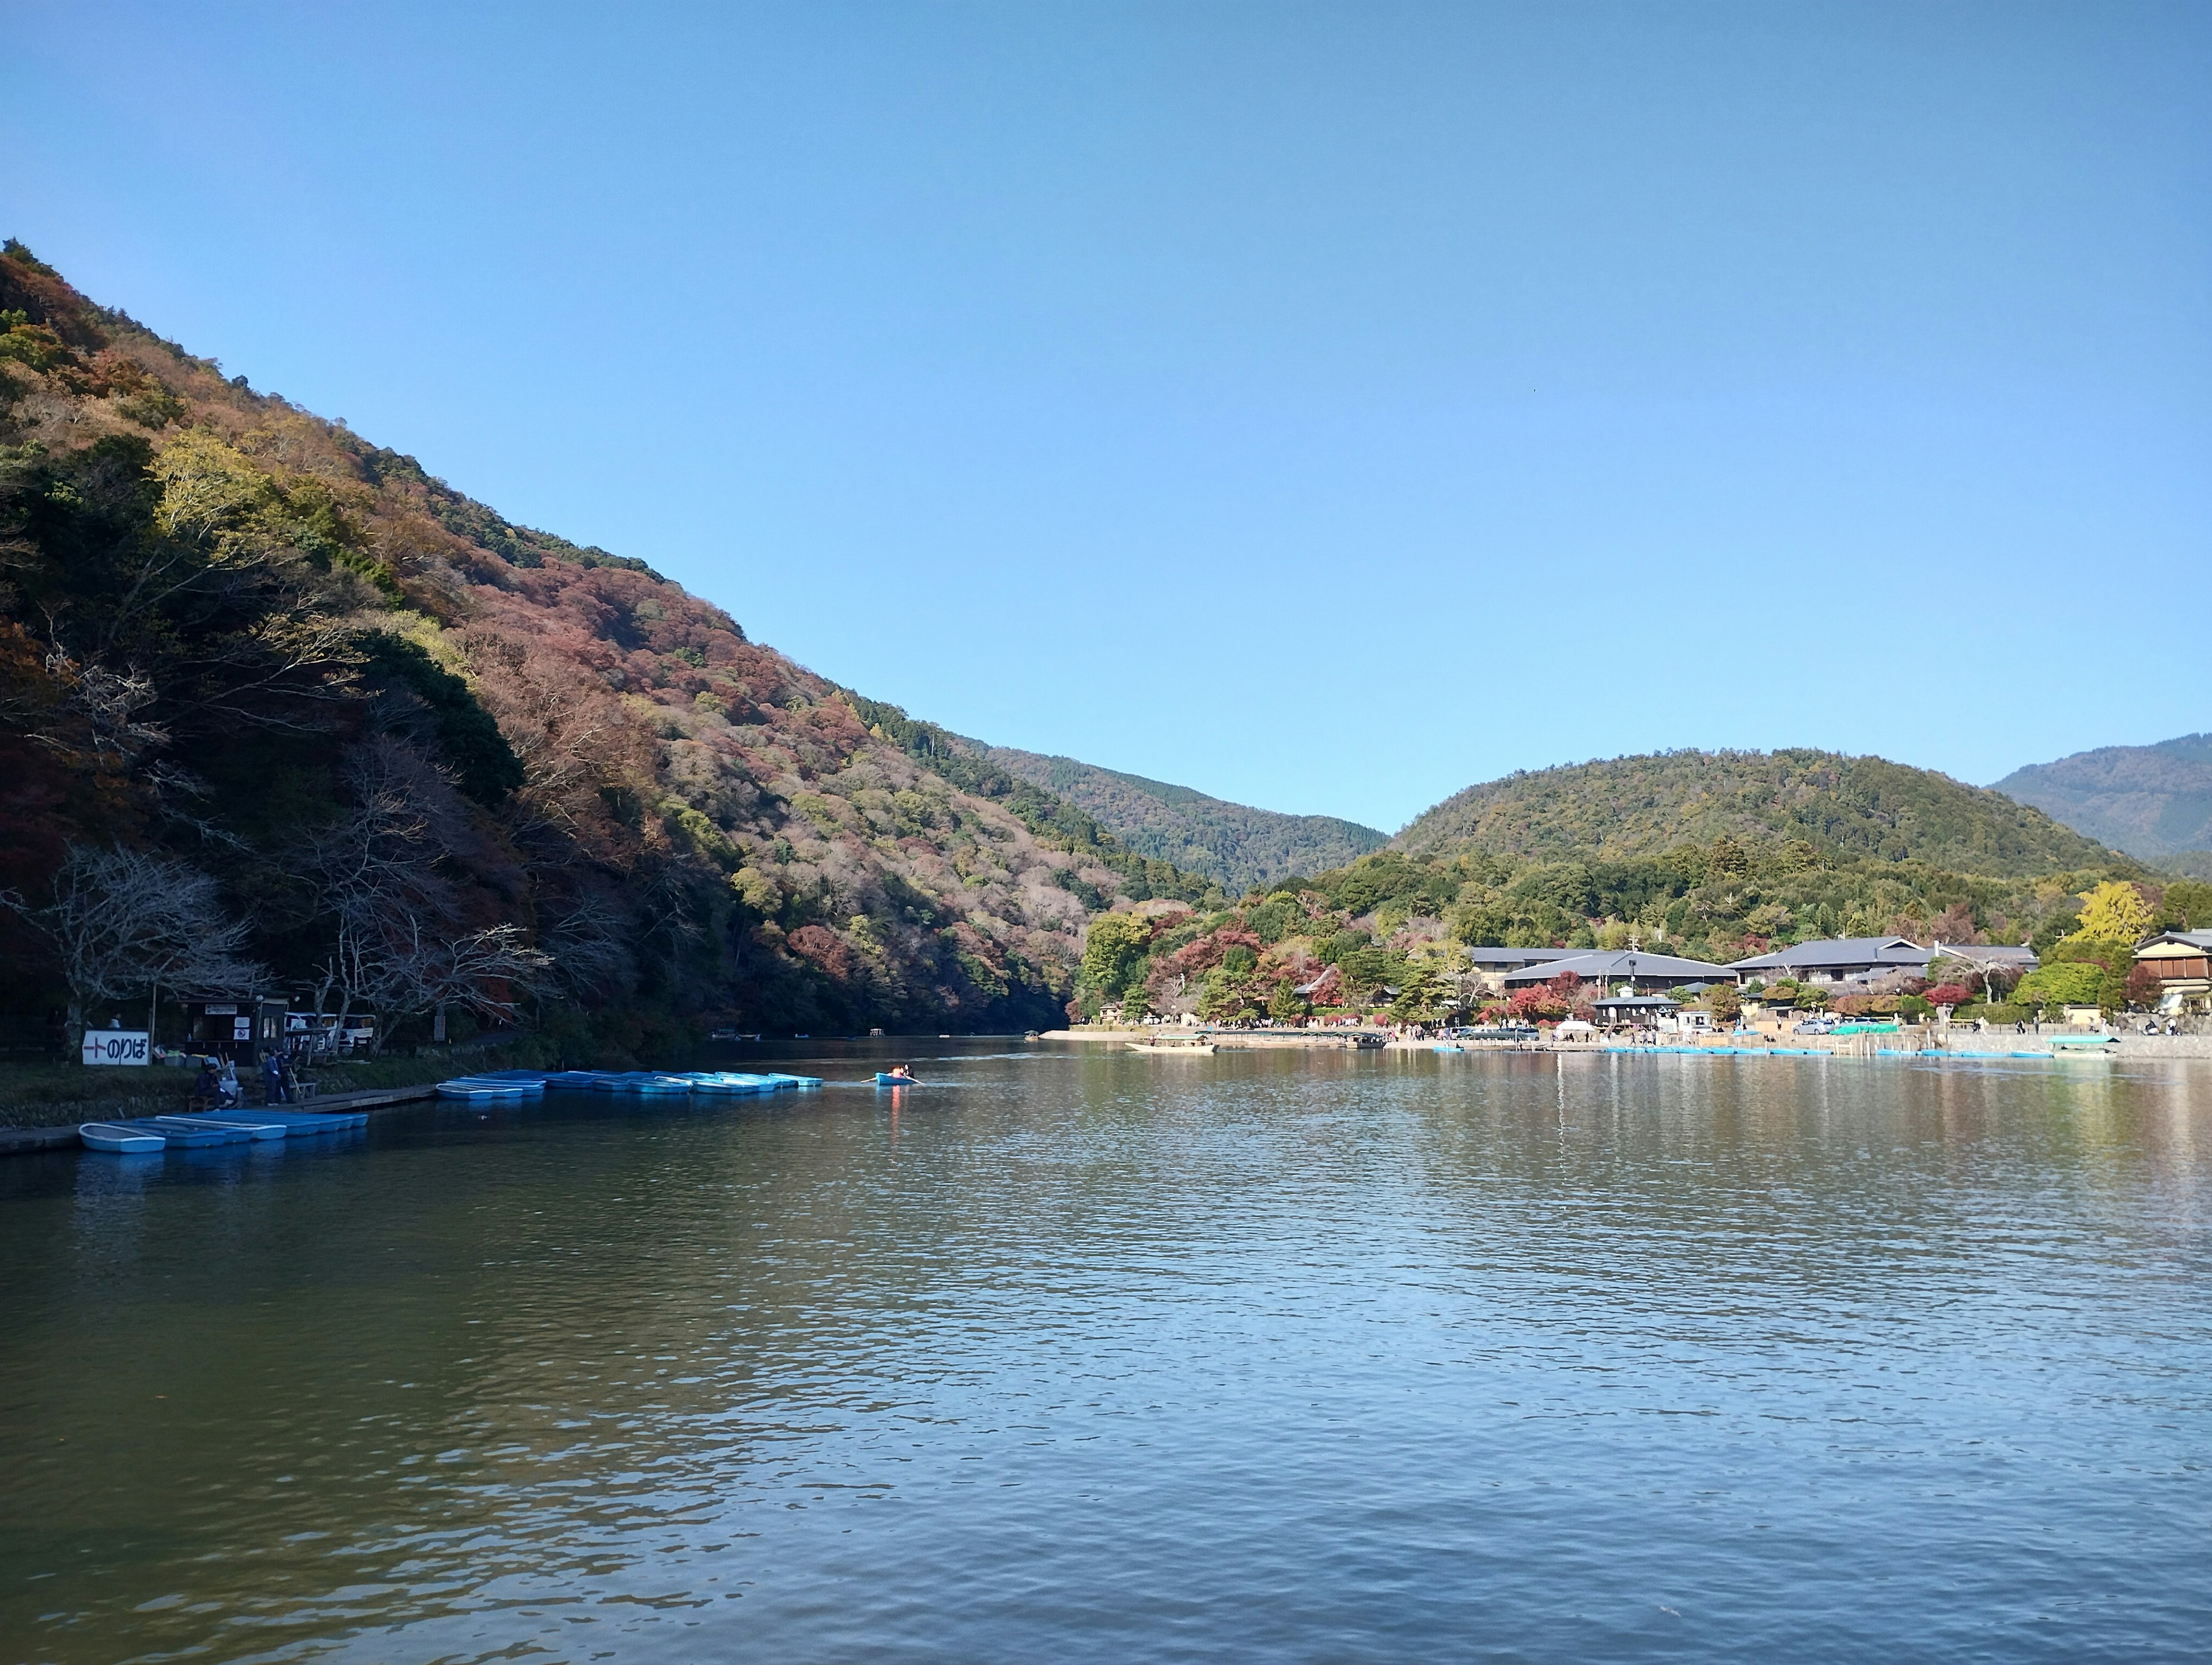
2133,931,2212,1013
1727,936,1931,985
1460,946,1590,995
1499,949,1737,993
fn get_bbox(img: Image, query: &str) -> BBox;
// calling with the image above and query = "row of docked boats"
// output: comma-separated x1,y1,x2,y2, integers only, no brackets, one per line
80,1106,370,1154
434,1068,823,1099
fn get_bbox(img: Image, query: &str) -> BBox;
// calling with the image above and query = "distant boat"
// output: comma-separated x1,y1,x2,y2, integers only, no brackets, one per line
874,1072,921,1086
1128,1040,1215,1055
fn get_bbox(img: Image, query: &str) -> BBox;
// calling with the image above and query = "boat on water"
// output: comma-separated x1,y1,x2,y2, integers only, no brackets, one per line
79,1121,164,1154
874,1072,921,1086
610,1073,694,1094
435,1076,547,1099
104,1117,232,1148
159,1113,287,1141
1127,1040,1216,1055
2049,1034,2118,1055
207,1108,367,1132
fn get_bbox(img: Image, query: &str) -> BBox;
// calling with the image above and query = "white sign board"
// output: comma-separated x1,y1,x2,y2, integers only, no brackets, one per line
83,1029,151,1067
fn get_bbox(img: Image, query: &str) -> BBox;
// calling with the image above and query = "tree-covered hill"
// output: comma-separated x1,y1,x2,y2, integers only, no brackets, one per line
0,242,1203,1052
1993,734,2212,866
1394,749,2124,877
973,747,1387,893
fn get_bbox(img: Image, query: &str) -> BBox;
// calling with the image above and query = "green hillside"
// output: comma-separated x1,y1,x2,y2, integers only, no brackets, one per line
1993,734,2212,866
1395,748,2123,877
977,747,1387,893
0,241,1200,1054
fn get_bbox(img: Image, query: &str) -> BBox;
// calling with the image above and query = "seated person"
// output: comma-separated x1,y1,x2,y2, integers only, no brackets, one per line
189,1060,222,1113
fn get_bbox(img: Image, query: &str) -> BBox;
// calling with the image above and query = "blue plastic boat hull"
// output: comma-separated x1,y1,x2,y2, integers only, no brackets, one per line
80,1121,165,1153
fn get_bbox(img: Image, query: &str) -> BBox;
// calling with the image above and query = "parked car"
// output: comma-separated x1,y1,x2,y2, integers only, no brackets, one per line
1793,1018,1835,1035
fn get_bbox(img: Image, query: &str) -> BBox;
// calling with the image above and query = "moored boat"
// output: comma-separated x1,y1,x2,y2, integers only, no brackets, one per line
80,1121,165,1154
160,1113,287,1141
116,1117,233,1148
436,1075,548,1098
150,1115,256,1144
217,1107,368,1132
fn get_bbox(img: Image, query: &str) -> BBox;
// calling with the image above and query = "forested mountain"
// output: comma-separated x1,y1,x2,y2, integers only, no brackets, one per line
1394,748,2122,876
1993,735,2212,867
973,747,1387,893
1060,750,2155,1029
0,242,1205,1052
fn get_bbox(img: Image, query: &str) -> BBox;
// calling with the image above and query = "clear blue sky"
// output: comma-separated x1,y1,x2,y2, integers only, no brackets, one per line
7,3,2207,831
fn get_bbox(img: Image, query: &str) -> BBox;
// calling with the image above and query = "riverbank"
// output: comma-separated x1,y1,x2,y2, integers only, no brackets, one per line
0,1081,442,1156
1046,1026,2212,1060
0,1033,560,1132
1041,1027,1388,1049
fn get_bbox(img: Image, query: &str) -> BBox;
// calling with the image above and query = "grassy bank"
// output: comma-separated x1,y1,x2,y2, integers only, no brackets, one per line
0,1035,563,1129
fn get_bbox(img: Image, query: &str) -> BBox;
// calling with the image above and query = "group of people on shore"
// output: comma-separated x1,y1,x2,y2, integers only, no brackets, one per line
188,1049,303,1112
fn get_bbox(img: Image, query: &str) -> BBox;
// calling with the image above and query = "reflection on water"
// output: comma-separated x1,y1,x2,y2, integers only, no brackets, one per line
2,1048,2207,1664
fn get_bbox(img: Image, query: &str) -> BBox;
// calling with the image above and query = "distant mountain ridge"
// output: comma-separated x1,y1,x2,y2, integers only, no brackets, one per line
976,746,1388,894
1993,735,2212,867
1393,748,2123,877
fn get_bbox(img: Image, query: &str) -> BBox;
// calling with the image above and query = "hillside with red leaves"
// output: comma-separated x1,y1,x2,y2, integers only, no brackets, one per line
0,241,1179,1050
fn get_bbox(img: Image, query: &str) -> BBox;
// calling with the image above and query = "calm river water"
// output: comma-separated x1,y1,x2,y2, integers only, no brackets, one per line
2,1045,2209,1663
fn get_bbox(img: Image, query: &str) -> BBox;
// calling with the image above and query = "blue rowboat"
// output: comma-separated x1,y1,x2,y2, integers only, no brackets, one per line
603,1072,691,1094
224,1108,366,1132
873,1073,921,1086
543,1071,610,1088
116,1117,232,1148
437,1076,546,1099
759,1072,823,1089
677,1072,770,1093
161,1113,287,1141
81,1121,165,1154
150,1116,256,1144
